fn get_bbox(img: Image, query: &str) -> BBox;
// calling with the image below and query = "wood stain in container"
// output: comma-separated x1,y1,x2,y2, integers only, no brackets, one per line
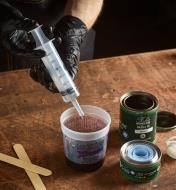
64,115,106,132
63,114,108,171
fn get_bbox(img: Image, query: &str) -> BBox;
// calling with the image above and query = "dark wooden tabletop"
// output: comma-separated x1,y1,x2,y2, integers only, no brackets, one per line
0,49,176,190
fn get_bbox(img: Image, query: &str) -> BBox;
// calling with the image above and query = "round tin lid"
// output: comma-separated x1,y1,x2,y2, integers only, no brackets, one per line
120,140,161,165
126,143,158,163
157,111,176,131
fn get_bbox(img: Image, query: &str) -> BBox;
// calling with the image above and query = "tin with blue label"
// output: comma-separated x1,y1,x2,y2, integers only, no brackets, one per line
120,140,162,182
119,91,159,142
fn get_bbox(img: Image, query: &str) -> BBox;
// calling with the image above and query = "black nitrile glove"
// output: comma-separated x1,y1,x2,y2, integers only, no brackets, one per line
0,0,45,58
30,16,88,92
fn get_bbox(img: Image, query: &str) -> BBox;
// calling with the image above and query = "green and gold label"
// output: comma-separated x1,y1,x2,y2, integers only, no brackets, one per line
120,159,160,183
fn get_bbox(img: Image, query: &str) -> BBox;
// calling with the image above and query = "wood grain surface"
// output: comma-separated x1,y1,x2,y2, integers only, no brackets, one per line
0,49,176,190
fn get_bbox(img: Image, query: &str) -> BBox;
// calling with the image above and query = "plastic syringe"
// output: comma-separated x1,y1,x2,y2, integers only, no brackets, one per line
30,26,84,117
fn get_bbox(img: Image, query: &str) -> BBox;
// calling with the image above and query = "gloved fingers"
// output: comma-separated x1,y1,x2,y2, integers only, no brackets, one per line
15,49,45,58
30,61,58,93
17,18,39,32
30,62,48,84
42,25,54,39
52,34,80,79
18,22,55,39
58,53,78,79
4,40,45,58
53,36,62,47
5,29,45,58
56,45,80,80
48,82,58,92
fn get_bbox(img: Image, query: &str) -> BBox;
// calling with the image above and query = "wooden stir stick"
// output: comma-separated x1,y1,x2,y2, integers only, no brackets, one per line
13,144,47,190
0,152,52,176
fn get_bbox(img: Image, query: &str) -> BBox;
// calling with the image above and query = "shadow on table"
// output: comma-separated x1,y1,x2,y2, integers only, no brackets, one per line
107,128,123,150
161,153,176,166
91,161,137,189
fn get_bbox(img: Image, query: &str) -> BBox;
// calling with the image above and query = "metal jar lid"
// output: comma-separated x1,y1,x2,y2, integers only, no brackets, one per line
157,111,176,131
120,140,162,166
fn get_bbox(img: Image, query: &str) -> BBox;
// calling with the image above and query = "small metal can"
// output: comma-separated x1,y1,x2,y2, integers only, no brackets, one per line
120,140,162,183
119,91,159,142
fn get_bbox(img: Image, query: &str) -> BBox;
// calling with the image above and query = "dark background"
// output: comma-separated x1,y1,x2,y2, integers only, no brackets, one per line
93,0,176,58
1,0,176,71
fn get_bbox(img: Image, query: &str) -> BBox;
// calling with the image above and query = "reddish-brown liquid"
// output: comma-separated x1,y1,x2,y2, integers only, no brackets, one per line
64,114,106,171
64,115,106,132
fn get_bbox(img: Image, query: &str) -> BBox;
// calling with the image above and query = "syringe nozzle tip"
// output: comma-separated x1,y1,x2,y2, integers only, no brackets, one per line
71,99,84,117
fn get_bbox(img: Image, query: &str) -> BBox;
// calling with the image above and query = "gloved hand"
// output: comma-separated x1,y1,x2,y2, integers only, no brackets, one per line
30,16,88,92
0,0,45,58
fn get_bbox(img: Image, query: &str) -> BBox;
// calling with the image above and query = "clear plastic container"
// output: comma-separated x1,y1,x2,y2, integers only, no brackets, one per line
60,105,111,171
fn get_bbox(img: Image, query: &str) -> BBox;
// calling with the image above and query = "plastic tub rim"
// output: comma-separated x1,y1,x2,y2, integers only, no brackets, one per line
60,105,111,141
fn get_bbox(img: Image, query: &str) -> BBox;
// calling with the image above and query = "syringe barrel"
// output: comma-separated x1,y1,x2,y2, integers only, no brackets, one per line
30,26,79,103
41,40,79,102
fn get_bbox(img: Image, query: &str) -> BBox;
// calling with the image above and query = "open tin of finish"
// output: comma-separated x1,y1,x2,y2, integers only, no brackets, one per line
123,93,155,111
120,140,162,183
119,91,159,142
